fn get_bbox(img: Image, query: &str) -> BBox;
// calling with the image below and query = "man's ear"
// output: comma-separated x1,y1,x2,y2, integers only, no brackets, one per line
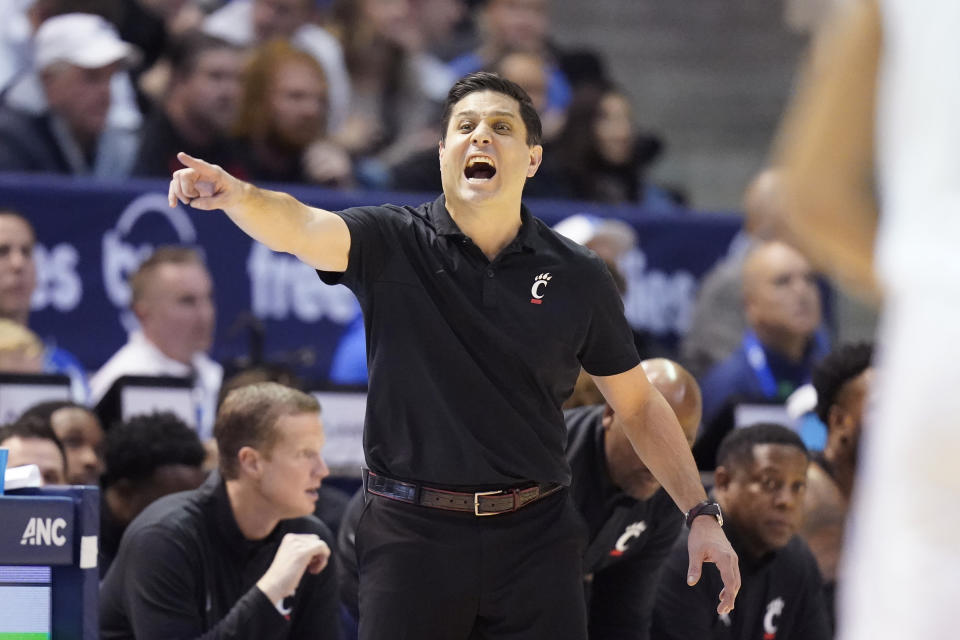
438,138,445,161
131,300,148,324
236,446,261,477
527,144,543,178
713,465,731,492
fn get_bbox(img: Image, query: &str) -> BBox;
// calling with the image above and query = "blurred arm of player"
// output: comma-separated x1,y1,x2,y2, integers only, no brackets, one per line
773,0,882,303
168,152,350,272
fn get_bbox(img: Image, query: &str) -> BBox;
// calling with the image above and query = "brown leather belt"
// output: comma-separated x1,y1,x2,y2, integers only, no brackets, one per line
363,469,563,516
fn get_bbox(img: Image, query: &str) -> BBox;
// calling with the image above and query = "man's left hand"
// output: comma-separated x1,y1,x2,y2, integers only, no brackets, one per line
686,517,741,615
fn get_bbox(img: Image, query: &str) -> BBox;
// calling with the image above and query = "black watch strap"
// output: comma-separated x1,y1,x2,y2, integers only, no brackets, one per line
685,500,723,528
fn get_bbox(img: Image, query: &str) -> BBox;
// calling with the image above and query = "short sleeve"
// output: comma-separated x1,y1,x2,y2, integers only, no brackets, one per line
578,256,641,376
316,205,400,293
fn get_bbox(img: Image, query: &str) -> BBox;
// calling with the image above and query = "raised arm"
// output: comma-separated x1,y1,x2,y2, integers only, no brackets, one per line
592,364,741,615
774,0,882,301
168,152,351,272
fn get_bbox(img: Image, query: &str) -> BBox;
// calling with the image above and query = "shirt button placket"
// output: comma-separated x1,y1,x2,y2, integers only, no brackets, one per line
483,268,496,307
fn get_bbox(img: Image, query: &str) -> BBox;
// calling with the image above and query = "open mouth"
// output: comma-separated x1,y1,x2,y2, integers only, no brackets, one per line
464,156,497,181
306,488,320,500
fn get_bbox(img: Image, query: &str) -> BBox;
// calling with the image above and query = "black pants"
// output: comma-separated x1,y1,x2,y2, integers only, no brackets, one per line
356,489,588,640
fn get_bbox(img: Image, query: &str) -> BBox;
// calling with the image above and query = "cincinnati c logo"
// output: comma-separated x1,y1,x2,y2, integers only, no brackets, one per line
530,273,552,304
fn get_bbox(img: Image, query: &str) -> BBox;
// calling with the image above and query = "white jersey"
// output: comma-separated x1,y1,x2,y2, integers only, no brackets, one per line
874,0,960,293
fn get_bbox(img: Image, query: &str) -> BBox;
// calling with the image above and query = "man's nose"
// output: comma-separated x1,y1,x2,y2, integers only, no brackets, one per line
471,125,492,146
774,486,799,509
315,456,330,480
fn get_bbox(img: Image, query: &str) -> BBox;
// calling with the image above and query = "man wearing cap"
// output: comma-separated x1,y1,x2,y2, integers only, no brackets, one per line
0,12,140,176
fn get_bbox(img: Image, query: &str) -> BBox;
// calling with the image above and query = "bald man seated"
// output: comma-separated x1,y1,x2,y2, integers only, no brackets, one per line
695,239,827,470
565,358,702,640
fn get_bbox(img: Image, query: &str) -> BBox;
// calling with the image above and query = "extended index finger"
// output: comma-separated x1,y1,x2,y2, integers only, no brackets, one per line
176,151,214,174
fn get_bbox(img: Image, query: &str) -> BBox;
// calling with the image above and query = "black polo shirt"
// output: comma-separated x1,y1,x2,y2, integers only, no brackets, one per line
100,473,341,640
318,195,639,487
652,526,830,640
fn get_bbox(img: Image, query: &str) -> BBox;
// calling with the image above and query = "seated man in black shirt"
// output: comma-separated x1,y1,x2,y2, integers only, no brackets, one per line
653,423,830,640
98,412,207,577
566,358,701,640
100,382,341,640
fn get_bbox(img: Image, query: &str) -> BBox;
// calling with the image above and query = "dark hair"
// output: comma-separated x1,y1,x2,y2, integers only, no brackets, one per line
551,83,661,203
441,72,542,146
101,412,205,489
813,342,873,425
167,31,239,80
19,400,90,425
1,415,67,472
716,423,808,472
215,382,320,479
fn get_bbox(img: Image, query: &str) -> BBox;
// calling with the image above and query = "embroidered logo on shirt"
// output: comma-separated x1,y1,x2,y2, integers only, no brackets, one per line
276,590,296,620
609,521,647,556
530,273,552,304
763,596,785,639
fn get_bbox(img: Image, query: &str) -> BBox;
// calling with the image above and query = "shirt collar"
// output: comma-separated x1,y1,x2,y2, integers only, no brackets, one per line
202,471,275,558
427,194,538,252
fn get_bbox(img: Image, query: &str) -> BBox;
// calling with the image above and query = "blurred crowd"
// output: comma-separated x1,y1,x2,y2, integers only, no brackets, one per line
0,0,685,210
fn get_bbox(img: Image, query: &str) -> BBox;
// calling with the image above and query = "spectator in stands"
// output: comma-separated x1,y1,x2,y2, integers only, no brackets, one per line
681,168,785,379
694,240,826,470
410,0,469,62
98,411,206,576
100,383,340,639
653,424,830,640
0,416,66,485
133,31,246,178
327,0,454,169
568,358,702,640
19,400,104,486
233,39,353,186
0,318,44,374
0,13,141,176
449,0,572,122
111,0,205,105
202,0,351,133
538,84,674,209
0,210,89,401
91,246,222,440
801,342,873,627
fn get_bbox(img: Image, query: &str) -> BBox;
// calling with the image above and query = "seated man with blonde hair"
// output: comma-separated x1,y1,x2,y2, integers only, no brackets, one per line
100,382,340,639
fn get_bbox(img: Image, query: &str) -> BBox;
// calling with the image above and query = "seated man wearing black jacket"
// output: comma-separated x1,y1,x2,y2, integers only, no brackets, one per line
100,382,341,640
565,358,701,640
653,423,829,640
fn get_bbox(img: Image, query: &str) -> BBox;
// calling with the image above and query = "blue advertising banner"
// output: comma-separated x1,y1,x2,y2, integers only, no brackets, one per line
0,173,741,382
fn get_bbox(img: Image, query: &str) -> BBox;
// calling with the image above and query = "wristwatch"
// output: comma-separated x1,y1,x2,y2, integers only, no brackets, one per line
684,500,723,528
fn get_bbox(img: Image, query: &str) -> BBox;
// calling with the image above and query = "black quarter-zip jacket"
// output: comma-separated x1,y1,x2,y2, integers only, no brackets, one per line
100,472,341,640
